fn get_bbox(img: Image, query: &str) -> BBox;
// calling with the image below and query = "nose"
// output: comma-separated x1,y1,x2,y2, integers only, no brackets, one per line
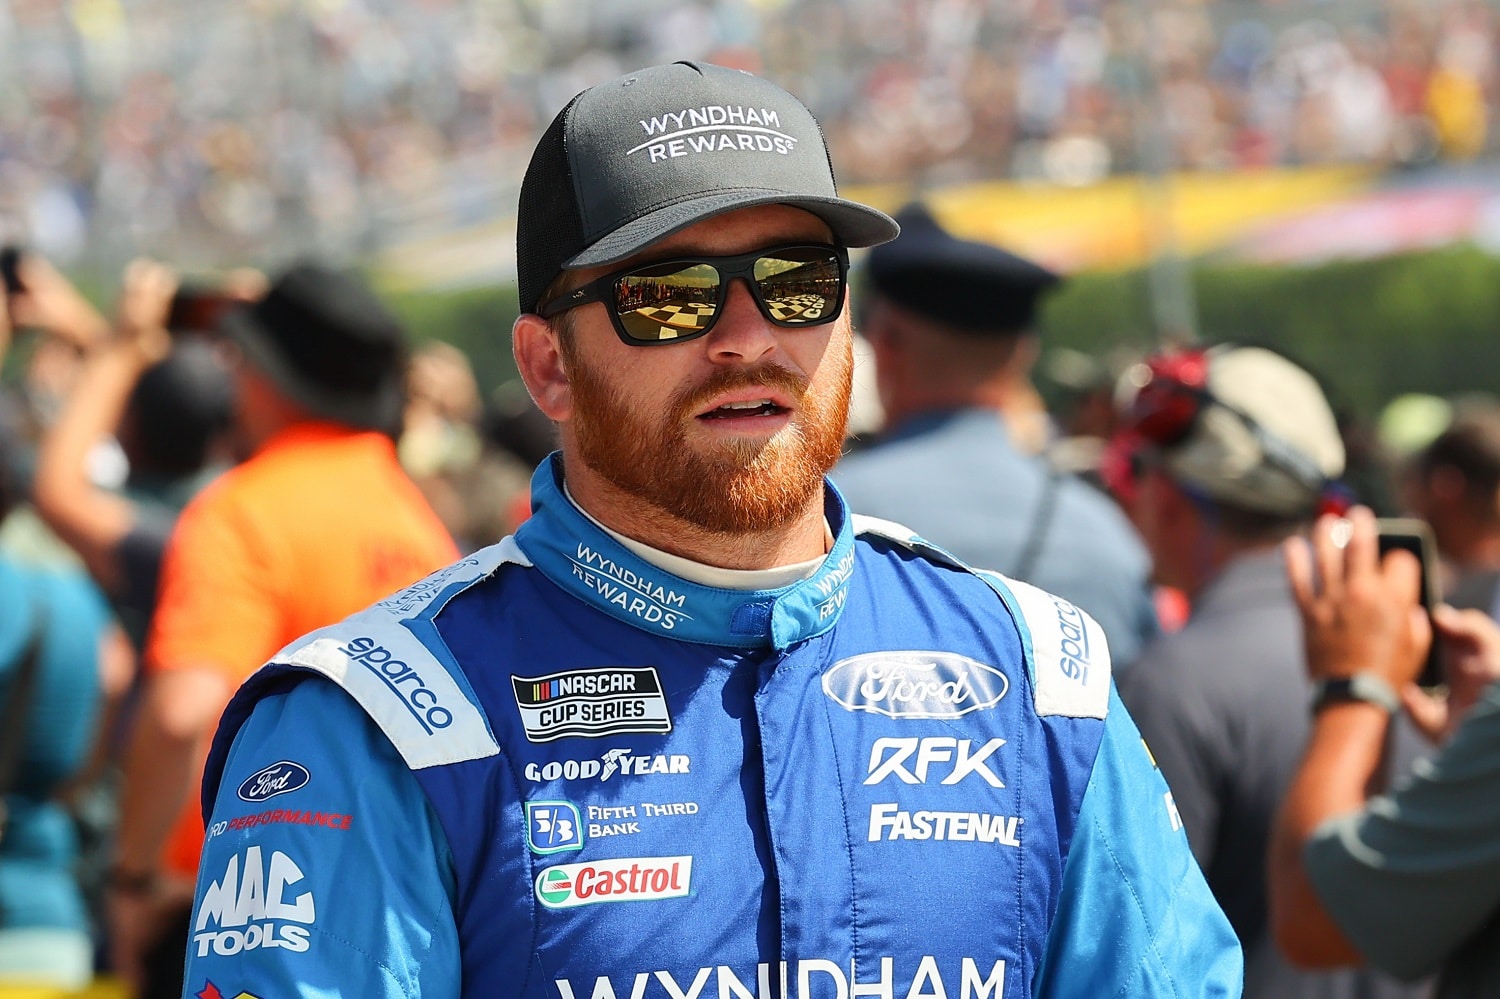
704,277,777,365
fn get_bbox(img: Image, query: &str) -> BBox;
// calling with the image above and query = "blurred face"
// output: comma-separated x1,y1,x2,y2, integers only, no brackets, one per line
554,205,852,534
1128,463,1197,591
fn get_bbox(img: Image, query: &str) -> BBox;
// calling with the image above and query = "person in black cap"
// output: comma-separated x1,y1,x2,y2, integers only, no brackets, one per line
176,62,1239,999
834,202,1159,666
104,260,459,999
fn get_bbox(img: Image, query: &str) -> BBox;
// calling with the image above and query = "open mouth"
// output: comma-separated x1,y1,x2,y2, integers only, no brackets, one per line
699,398,790,420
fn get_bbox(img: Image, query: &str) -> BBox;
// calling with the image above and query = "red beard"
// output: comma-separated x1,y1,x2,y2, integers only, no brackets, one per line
563,339,851,534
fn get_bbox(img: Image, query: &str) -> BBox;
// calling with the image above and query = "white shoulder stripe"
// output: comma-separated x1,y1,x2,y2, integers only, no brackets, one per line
266,539,529,770
993,575,1112,720
852,515,964,569
853,515,1111,719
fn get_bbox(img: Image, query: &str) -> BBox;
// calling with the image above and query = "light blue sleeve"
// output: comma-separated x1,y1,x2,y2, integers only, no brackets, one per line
1034,686,1243,999
183,677,461,999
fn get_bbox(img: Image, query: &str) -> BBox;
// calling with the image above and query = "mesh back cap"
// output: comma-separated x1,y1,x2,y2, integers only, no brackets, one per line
516,61,899,314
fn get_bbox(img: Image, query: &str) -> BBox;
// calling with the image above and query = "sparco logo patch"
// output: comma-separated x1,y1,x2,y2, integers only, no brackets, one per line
340,636,454,733
822,652,1009,719
236,761,310,803
512,667,672,743
535,856,692,909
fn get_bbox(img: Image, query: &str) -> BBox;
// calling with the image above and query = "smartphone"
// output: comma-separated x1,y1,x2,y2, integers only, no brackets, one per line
167,285,236,333
1376,517,1443,688
0,245,24,295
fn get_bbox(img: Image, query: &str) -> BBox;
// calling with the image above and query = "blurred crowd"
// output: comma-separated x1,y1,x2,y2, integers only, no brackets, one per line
2,0,1499,272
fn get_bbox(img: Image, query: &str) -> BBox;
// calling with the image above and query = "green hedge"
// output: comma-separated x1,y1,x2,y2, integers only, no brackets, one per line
1040,245,1500,414
379,245,1500,414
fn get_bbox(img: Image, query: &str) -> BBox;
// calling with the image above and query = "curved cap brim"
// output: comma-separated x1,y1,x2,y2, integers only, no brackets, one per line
565,191,899,270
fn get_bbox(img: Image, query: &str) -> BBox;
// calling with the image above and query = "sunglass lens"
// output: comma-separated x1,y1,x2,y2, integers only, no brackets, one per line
753,249,842,325
614,262,721,342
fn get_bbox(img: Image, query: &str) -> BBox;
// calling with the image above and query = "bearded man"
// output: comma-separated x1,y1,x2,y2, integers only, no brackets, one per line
177,61,1241,999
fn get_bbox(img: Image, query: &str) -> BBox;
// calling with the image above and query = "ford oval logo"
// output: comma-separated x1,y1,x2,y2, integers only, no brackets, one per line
822,651,1009,719
237,761,311,803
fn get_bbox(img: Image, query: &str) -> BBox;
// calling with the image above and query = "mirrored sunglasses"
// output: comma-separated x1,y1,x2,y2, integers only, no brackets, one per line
538,244,848,346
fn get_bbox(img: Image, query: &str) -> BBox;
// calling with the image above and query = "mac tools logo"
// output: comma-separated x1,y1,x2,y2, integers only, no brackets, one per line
822,652,1009,719
236,761,310,803
193,846,315,958
628,105,799,164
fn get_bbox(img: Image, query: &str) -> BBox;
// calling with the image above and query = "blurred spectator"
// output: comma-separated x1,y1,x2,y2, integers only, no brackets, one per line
1403,401,1500,615
1,0,1498,270
833,202,1158,666
1272,507,1500,998
400,339,528,550
106,262,459,999
33,259,236,651
0,288,127,992
1114,345,1424,999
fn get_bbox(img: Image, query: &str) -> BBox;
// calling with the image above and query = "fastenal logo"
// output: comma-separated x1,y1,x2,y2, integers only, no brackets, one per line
822,652,1009,719
526,800,584,855
236,761,310,803
511,667,672,743
868,803,1021,846
534,856,692,909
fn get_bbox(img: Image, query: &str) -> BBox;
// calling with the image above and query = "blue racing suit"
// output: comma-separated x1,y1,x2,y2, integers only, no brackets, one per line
184,455,1242,999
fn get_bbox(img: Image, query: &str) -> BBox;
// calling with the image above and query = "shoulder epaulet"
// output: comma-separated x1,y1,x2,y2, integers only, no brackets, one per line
264,537,531,770
977,572,1111,720
852,515,966,568
853,515,1111,720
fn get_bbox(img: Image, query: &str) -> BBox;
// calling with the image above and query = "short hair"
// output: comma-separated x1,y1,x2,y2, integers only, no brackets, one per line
1414,405,1500,503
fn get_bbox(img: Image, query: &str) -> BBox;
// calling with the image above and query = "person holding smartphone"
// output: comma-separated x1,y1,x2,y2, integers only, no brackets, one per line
1271,506,1500,999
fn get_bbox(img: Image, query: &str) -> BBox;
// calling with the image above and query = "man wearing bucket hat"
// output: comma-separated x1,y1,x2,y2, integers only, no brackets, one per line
106,262,458,998
180,63,1239,998
1113,345,1426,999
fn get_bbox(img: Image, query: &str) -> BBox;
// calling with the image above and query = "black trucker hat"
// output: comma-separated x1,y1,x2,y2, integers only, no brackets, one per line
219,262,407,433
516,60,900,314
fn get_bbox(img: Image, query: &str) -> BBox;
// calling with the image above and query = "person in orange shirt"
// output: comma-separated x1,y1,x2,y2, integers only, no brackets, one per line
104,262,460,999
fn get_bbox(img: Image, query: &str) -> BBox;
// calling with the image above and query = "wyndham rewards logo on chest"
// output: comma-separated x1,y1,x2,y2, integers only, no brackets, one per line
236,761,311,803
822,651,1009,719
512,667,673,743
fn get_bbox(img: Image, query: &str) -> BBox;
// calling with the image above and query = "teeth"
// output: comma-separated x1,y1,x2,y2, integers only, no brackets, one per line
717,399,774,410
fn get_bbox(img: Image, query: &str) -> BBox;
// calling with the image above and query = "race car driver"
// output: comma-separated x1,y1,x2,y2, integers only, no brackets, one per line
180,61,1242,999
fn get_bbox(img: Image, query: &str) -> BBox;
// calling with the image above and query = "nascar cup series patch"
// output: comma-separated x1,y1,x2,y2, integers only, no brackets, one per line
511,667,672,743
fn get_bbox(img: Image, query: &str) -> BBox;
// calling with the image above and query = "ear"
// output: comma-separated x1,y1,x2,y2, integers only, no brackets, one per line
513,313,573,422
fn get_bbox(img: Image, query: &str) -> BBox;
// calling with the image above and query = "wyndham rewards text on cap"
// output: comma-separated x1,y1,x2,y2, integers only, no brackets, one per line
516,61,898,314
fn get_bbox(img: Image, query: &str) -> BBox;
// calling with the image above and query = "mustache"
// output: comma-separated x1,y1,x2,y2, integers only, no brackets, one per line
673,363,810,418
